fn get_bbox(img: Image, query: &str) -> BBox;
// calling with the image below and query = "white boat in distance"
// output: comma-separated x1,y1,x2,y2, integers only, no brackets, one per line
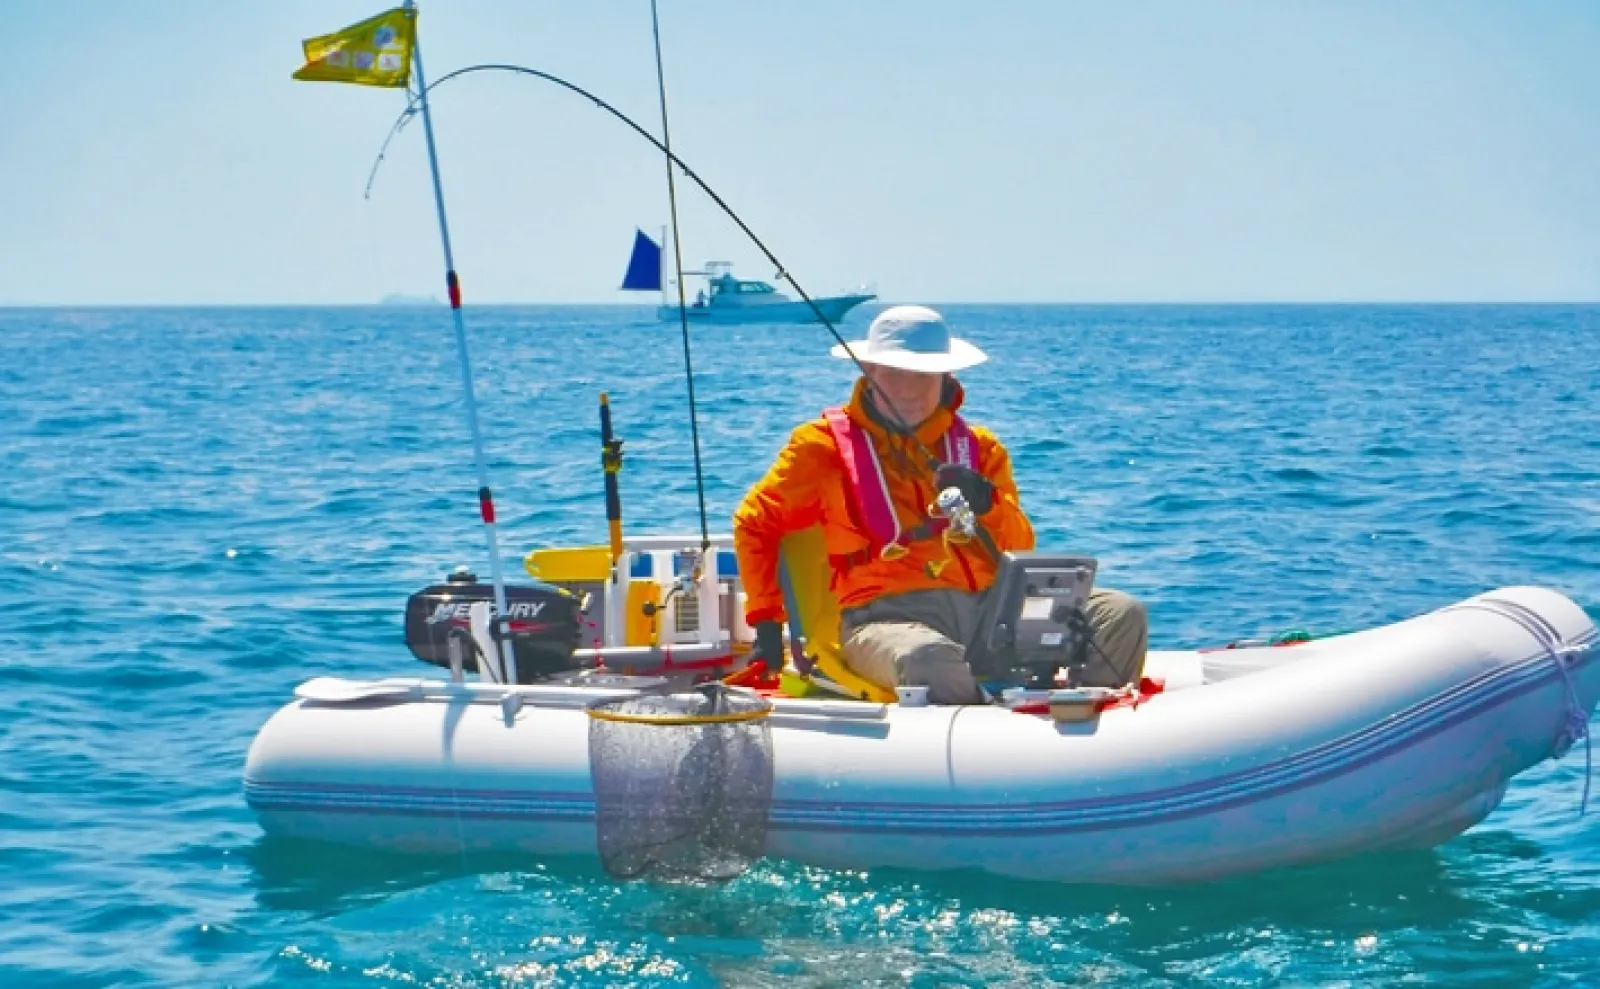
621,229,875,324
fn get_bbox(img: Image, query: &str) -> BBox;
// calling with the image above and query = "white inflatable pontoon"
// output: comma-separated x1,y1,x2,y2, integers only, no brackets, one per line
244,533,1598,885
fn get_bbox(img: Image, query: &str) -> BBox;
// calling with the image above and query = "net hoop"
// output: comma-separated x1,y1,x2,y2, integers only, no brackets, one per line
586,705,771,726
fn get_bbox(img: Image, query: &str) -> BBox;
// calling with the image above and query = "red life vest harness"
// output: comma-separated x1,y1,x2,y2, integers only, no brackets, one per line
822,406,979,570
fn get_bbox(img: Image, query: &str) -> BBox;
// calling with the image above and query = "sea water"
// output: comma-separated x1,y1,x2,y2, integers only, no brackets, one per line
1,304,1596,986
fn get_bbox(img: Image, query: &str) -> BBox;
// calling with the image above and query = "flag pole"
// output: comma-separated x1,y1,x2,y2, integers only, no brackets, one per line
404,1,517,683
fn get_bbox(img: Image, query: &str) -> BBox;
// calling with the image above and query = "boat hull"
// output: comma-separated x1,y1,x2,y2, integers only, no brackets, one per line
657,294,874,325
243,587,1599,884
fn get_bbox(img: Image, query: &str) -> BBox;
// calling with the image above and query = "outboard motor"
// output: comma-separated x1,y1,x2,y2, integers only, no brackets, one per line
404,568,584,683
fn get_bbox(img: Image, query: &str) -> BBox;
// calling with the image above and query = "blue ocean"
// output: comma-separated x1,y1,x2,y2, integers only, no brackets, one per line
2,303,1597,987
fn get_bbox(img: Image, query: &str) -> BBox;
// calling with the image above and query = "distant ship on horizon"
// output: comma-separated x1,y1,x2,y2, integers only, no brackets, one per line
378,293,443,307
619,229,875,325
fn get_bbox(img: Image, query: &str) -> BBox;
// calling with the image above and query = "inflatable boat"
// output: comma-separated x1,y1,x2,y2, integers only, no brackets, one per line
243,532,1599,885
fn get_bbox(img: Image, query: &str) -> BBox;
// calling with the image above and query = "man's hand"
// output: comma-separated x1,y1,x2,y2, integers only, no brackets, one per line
751,621,786,669
933,463,995,515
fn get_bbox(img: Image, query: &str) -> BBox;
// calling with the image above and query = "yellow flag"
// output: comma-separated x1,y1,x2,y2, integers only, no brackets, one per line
292,7,415,88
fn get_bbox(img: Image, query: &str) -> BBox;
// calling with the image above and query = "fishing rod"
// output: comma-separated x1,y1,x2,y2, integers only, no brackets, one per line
648,0,712,558
363,63,950,473
395,5,518,684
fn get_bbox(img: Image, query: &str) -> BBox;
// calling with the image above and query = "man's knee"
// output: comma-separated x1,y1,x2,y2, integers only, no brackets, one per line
897,640,983,705
842,621,983,705
1090,589,1148,637
1083,588,1149,686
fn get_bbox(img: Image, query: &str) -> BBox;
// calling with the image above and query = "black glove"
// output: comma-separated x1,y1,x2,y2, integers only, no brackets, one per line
933,463,995,515
752,620,786,668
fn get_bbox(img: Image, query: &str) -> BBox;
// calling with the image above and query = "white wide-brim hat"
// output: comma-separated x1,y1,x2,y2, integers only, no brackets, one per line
830,305,988,373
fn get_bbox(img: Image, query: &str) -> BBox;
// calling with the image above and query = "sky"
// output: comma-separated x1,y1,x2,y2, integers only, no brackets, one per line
0,1,1596,305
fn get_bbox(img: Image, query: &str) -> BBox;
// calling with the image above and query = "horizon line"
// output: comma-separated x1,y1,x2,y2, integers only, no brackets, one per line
4,299,1600,310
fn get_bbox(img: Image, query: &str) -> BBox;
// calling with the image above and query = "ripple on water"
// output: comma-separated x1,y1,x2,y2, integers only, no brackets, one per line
0,305,1597,987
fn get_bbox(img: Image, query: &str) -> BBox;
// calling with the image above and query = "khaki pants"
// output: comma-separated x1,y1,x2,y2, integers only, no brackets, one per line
840,587,1148,704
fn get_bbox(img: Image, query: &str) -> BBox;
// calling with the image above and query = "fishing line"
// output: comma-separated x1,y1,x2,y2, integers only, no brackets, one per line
648,0,711,556
362,63,945,469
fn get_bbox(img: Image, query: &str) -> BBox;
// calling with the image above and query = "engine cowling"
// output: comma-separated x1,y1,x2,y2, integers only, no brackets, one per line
403,569,584,682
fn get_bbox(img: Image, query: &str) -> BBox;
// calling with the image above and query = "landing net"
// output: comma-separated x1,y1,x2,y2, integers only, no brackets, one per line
586,685,774,881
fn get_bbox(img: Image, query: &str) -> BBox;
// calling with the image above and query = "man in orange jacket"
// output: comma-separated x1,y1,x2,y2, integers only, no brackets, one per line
733,305,1148,704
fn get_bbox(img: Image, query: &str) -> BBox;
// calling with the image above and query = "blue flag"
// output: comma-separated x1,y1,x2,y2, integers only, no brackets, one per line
620,230,662,291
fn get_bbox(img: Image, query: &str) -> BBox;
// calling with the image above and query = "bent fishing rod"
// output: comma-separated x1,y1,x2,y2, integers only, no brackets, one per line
363,62,953,475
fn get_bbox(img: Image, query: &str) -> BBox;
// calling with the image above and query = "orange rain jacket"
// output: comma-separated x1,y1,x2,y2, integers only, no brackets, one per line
734,377,1035,625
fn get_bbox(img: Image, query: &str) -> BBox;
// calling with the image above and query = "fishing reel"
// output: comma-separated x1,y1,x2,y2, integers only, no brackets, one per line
931,486,978,543
923,486,979,578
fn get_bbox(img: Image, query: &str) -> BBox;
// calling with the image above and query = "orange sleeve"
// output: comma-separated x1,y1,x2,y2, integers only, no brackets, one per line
733,424,830,624
976,430,1035,553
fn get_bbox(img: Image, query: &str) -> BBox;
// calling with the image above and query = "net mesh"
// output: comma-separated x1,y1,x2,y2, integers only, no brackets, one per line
587,685,774,881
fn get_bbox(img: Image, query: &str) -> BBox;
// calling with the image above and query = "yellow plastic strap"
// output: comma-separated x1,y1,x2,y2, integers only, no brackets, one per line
779,670,820,698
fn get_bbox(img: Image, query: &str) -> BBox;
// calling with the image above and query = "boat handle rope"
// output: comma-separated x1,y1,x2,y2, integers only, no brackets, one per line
1483,596,1593,816
1553,646,1592,817
1447,599,1592,815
